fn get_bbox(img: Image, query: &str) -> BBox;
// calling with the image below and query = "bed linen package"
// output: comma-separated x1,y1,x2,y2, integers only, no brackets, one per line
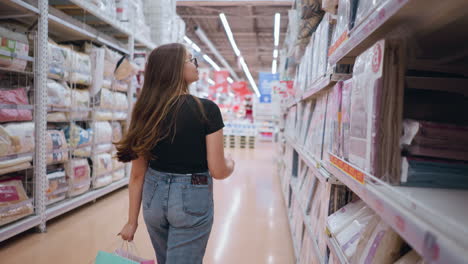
66,159,91,197
0,26,29,71
46,170,68,205
0,87,32,122
0,179,34,226
47,79,71,108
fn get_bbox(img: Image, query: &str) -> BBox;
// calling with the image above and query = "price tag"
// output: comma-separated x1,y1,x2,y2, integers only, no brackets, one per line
330,155,365,184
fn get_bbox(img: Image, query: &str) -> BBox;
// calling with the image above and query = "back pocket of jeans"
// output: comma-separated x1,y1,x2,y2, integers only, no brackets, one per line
143,180,158,210
182,185,210,216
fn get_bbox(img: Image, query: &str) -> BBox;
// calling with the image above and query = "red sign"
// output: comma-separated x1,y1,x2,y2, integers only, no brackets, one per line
330,155,365,184
231,81,251,98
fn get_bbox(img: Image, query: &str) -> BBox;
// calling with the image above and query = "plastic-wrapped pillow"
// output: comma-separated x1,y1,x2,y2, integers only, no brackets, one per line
93,121,112,144
46,130,69,164
112,169,125,182
113,91,128,111
111,122,122,142
0,87,32,122
3,122,34,155
70,51,92,85
0,179,34,227
0,26,29,71
92,153,113,188
66,159,91,197
48,41,68,80
46,170,68,205
47,79,71,108
64,123,92,148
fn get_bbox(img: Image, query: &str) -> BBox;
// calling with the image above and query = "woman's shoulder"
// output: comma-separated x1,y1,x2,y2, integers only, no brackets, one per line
189,95,217,108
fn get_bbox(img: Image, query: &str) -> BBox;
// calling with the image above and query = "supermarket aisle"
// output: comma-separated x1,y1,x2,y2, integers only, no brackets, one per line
0,142,295,264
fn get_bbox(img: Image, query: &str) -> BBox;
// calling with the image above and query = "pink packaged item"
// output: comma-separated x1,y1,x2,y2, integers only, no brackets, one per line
115,245,155,264
0,88,32,122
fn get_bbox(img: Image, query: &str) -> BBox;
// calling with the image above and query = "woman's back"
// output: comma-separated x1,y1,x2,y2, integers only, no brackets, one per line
149,95,224,174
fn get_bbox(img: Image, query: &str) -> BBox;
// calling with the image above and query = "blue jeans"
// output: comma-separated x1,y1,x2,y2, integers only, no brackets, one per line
142,168,214,264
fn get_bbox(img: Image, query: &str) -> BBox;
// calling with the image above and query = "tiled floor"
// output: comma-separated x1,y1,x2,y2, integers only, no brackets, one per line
0,143,295,264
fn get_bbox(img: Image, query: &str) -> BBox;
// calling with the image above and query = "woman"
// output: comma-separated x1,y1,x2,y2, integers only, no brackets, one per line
116,43,235,264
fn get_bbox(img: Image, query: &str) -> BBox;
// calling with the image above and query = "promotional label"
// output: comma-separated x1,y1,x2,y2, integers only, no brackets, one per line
330,155,365,184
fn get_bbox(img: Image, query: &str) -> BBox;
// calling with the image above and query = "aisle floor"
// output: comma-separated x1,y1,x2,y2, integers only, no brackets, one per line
0,143,295,264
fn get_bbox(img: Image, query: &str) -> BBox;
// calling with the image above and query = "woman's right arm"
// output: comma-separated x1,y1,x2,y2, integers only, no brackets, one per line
206,129,235,180
119,156,147,241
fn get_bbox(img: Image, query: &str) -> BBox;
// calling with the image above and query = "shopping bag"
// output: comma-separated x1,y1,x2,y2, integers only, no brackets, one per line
95,250,139,264
115,248,155,264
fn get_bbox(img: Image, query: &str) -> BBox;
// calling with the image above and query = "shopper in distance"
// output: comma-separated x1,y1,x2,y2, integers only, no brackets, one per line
115,43,235,264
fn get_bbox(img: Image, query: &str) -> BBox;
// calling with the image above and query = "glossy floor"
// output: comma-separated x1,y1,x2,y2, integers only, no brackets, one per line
0,143,295,264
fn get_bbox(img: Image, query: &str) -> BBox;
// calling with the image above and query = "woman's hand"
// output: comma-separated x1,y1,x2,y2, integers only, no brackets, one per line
118,222,138,241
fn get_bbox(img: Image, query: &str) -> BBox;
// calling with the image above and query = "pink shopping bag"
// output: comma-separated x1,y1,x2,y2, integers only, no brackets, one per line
114,249,154,264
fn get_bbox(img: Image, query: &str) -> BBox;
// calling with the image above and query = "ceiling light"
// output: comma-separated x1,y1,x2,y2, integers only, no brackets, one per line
183,36,193,45
207,78,215,85
274,13,281,47
272,59,277,74
239,57,260,97
227,77,233,84
192,43,201,52
219,13,241,56
203,54,221,71
273,49,278,58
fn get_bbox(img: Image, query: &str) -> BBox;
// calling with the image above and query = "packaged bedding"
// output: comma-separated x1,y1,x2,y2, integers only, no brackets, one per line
0,87,32,122
46,169,68,205
48,41,69,80
92,153,113,188
112,169,125,182
1,122,34,156
66,159,91,197
68,89,90,120
47,79,71,108
64,123,92,148
46,130,69,164
70,51,92,85
0,179,34,227
0,26,29,71
93,121,112,144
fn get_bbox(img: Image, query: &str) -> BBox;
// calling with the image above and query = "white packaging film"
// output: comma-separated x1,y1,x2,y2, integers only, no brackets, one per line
66,159,91,197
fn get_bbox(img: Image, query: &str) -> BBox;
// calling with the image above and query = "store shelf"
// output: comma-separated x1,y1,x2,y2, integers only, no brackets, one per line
285,136,332,184
49,0,131,36
0,104,33,110
46,177,129,221
324,153,468,264
0,215,41,242
328,0,468,65
325,227,349,264
287,214,300,263
289,178,324,264
0,67,34,76
0,152,33,162
135,36,157,50
0,50,33,62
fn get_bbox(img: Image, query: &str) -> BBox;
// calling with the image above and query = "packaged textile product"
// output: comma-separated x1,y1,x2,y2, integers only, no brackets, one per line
93,122,112,144
95,110,113,121
330,0,350,55
66,159,91,197
92,153,113,188
69,51,92,85
305,94,328,160
103,46,119,79
400,156,468,189
0,160,31,175
335,208,377,259
355,0,385,29
2,122,34,155
64,123,92,148
394,250,423,264
0,87,32,122
401,120,468,161
327,199,365,235
112,169,125,182
299,101,314,145
47,112,67,122
348,39,404,183
329,82,343,156
46,170,68,205
114,56,138,81
96,143,112,154
69,89,90,120
89,46,105,105
97,88,113,109
352,221,404,264
46,130,69,164
111,122,123,142
47,79,71,108
113,92,128,111
112,80,128,92
48,41,68,80
0,26,29,71
340,79,352,160
0,179,34,226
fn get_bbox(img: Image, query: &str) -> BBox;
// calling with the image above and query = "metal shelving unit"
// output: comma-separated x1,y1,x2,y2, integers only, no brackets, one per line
0,0,154,242
280,0,468,263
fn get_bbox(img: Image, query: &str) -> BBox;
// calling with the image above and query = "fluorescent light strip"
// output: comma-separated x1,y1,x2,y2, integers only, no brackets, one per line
274,13,280,47
240,57,260,97
207,78,215,85
272,59,277,74
219,13,241,56
203,54,221,71
273,49,278,58
227,77,233,84
192,43,201,52
183,36,193,45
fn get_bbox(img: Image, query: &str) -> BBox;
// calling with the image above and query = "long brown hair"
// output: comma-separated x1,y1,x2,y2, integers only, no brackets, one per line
115,43,191,162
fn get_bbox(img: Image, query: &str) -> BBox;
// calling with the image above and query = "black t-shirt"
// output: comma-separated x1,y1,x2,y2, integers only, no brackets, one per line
149,95,224,174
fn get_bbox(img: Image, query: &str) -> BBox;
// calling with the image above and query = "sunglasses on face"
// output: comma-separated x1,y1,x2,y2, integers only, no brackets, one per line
187,58,198,68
